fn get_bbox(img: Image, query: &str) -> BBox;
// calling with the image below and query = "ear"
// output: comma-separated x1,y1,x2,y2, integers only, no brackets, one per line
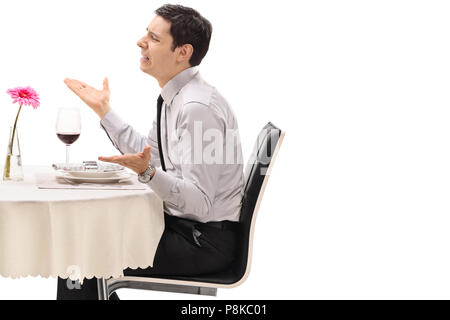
176,44,194,64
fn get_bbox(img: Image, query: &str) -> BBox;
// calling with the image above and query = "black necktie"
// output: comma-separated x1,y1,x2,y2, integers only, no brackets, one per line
156,95,166,172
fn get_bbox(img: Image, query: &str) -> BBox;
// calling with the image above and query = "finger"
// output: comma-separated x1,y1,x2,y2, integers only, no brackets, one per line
65,83,82,96
100,155,132,167
98,156,121,163
103,77,110,92
65,79,92,90
64,78,82,87
141,146,151,160
64,78,76,90
98,156,111,163
142,146,151,154
64,79,85,95
99,157,137,172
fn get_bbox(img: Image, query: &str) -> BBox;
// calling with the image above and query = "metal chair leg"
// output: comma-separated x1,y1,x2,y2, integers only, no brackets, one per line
107,278,218,297
97,278,109,300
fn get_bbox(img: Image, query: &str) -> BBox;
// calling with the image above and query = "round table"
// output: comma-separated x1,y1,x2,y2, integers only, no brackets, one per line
0,166,164,282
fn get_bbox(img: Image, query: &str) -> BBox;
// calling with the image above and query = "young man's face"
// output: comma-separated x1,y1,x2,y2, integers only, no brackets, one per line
137,15,178,81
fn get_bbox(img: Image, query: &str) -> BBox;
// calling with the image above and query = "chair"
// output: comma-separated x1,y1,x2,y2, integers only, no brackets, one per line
97,122,285,299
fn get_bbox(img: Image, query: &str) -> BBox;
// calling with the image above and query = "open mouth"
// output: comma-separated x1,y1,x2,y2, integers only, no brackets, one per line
141,56,150,63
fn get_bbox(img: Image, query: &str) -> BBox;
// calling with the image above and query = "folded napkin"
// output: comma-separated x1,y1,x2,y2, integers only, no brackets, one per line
52,161,124,173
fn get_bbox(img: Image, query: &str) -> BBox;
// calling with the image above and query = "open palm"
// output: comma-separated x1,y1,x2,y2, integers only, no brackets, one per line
99,146,152,175
64,78,111,118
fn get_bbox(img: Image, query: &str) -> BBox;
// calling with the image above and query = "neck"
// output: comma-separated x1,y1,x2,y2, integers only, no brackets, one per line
157,65,191,88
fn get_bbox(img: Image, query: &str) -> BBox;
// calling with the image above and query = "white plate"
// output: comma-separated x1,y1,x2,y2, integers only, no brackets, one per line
57,171,132,184
61,170,125,178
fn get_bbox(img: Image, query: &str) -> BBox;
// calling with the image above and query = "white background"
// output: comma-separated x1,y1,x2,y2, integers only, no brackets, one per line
1,0,450,299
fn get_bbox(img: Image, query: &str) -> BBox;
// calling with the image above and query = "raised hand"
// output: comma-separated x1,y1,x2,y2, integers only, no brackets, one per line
64,77,111,119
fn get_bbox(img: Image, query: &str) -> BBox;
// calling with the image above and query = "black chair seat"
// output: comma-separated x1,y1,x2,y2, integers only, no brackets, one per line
141,269,240,285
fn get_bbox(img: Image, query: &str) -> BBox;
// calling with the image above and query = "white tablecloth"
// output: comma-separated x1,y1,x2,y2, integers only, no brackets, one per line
0,166,164,281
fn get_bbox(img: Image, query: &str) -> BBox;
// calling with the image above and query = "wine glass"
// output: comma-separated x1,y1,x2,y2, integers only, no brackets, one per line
56,108,81,164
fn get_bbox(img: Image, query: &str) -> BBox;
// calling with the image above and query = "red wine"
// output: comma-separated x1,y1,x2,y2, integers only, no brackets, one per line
57,133,80,145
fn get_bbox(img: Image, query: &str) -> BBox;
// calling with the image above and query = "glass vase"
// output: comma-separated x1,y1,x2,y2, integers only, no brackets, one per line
3,126,23,181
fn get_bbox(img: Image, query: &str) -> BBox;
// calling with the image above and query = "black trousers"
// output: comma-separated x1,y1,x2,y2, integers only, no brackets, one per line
57,213,239,300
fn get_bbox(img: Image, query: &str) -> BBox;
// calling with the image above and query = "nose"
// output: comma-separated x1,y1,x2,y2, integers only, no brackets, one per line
137,38,146,49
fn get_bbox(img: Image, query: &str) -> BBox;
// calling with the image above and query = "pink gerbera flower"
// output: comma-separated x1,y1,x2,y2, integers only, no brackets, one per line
6,86,40,109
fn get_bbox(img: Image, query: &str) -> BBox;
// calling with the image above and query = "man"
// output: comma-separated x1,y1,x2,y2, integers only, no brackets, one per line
57,4,244,300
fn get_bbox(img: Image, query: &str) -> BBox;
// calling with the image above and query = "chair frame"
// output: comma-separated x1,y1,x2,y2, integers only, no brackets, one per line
98,130,285,300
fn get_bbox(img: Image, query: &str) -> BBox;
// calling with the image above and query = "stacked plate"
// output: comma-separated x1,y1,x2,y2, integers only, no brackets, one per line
54,163,132,184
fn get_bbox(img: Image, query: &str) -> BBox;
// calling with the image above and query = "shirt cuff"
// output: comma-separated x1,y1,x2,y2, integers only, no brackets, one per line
148,168,176,201
99,110,127,132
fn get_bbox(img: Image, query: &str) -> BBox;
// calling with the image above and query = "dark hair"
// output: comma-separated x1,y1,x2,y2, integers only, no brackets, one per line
155,4,212,67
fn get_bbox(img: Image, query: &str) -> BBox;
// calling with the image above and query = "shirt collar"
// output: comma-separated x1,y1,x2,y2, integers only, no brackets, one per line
161,67,199,106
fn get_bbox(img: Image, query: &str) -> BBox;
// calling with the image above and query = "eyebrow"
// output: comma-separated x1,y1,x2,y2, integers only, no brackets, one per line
146,28,161,39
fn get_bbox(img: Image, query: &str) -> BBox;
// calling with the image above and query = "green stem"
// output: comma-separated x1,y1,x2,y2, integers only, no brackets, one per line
3,154,11,179
10,104,23,154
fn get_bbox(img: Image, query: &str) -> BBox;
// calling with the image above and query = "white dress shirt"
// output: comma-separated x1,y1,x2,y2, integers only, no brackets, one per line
100,67,244,223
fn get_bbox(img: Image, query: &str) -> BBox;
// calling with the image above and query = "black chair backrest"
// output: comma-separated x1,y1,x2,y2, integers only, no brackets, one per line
234,122,282,280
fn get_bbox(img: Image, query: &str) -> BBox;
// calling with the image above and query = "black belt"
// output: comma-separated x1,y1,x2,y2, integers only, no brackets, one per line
203,220,241,233
165,214,240,233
